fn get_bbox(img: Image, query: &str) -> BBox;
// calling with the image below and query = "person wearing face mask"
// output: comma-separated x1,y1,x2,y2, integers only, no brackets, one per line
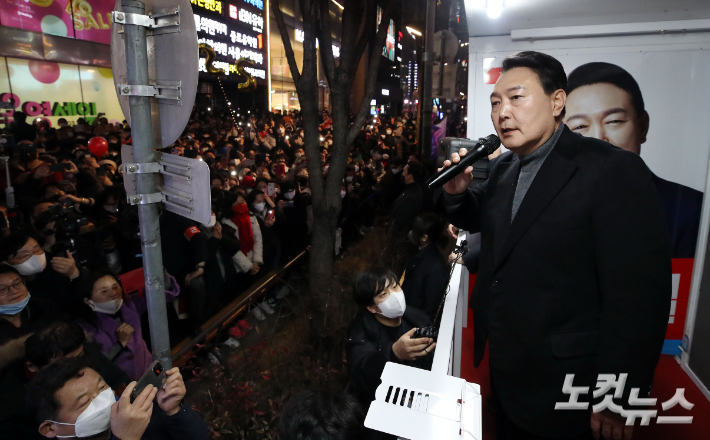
0,266,61,367
380,158,405,208
0,233,89,316
401,214,453,319
245,190,282,312
388,162,424,232
76,269,179,380
0,319,132,440
273,182,309,263
26,358,208,440
346,267,435,416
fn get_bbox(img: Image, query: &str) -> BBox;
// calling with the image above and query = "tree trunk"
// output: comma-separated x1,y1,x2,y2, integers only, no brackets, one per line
272,0,397,361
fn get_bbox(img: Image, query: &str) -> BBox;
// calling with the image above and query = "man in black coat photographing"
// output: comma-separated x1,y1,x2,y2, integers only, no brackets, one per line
439,51,671,440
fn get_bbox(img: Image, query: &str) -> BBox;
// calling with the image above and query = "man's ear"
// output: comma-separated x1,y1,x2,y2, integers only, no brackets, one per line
366,304,380,315
26,361,39,374
38,421,58,438
638,111,650,145
552,89,567,119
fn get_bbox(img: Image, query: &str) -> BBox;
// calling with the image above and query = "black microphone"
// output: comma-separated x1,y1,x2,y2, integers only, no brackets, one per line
427,135,501,190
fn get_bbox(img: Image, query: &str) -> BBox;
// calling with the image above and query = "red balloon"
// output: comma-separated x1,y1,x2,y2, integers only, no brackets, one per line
88,136,109,157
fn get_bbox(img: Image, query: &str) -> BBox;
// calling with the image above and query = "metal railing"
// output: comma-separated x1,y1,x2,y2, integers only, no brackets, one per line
171,248,308,367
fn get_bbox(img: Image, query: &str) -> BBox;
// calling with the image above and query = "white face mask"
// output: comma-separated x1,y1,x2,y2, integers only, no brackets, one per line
253,202,266,212
50,387,116,438
345,176,353,182
376,290,406,319
392,168,401,175
89,298,123,315
295,152,303,158
354,165,360,173
284,191,296,200
9,253,47,276
340,190,346,198
103,204,118,213
386,130,392,135
302,187,311,195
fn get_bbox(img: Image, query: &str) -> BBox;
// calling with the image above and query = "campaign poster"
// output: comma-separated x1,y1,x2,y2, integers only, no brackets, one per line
0,57,124,128
471,49,710,355
0,0,114,44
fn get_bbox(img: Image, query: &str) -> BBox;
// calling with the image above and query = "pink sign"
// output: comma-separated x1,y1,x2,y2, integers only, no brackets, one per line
0,0,114,45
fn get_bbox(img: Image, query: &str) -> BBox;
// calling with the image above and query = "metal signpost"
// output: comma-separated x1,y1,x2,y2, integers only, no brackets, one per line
111,0,202,368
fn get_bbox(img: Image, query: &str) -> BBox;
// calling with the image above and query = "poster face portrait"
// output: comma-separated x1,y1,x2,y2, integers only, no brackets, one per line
565,82,648,155
563,61,702,260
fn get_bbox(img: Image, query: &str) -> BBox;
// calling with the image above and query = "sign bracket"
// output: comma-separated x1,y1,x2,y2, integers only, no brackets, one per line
117,81,181,102
112,7,180,32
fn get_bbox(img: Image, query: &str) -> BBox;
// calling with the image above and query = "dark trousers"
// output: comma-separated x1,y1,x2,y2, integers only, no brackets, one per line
496,406,594,440
491,378,593,440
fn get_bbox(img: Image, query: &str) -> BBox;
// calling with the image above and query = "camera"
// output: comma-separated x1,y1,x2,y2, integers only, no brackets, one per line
48,204,90,255
35,204,89,255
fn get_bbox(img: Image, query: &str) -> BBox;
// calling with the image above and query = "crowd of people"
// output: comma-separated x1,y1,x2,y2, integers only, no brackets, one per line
0,104,461,440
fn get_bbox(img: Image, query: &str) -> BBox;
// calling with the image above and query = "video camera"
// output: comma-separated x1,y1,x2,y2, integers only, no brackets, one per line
36,204,90,255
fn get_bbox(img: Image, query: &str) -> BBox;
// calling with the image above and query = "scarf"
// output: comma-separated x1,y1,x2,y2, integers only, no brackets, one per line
231,204,254,254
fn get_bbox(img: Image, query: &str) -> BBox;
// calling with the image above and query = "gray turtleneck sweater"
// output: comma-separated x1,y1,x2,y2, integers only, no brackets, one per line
510,124,564,221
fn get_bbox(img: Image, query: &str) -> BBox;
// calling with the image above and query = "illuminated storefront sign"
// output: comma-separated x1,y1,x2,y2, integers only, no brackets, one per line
228,5,264,32
191,0,223,13
192,0,266,84
242,0,263,9
194,15,228,35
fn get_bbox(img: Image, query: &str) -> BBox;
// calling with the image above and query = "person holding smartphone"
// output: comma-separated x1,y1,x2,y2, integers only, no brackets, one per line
26,358,208,440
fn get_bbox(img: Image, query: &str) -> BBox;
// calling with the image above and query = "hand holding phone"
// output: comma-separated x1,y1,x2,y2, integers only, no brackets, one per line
267,183,275,197
131,360,167,403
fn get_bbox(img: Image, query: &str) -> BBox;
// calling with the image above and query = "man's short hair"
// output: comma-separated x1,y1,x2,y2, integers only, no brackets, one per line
353,267,399,308
13,111,27,123
405,161,425,183
566,62,645,117
25,358,89,424
278,390,364,440
502,51,567,117
25,321,86,369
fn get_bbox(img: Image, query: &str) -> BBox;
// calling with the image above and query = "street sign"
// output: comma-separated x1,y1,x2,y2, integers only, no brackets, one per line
432,64,458,99
111,0,198,148
122,145,212,225
433,30,458,65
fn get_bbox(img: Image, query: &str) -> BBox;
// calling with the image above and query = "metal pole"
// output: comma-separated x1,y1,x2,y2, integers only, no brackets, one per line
121,0,172,369
438,33,445,97
419,0,436,160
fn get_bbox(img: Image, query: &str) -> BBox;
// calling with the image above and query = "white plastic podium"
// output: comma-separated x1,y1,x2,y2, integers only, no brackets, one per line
365,235,483,439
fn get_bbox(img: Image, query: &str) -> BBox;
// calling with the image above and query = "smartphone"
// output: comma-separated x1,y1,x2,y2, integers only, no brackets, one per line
287,200,294,208
131,360,167,403
266,210,275,222
267,183,275,197
49,163,70,173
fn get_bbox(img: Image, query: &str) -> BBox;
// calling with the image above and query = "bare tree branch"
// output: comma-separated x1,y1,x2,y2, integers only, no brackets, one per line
345,0,397,147
271,0,301,86
352,0,376,72
318,0,336,88
337,0,364,76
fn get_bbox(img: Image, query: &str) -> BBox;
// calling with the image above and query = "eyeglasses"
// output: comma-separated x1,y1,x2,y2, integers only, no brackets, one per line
0,279,26,298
